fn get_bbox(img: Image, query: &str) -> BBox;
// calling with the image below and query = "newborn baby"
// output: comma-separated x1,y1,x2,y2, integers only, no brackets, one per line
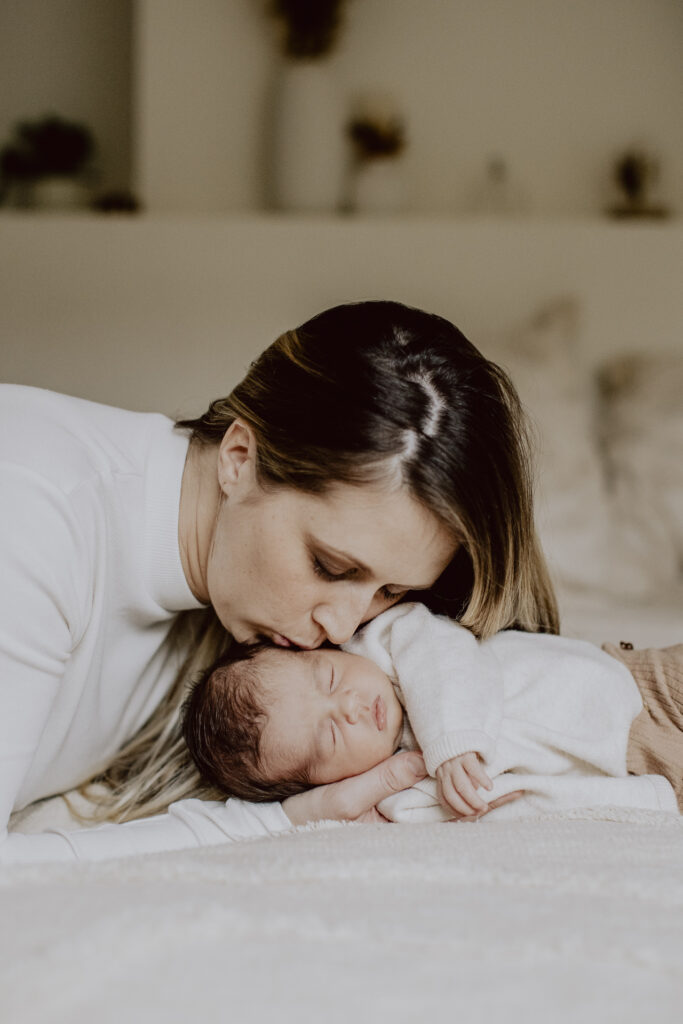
182,603,682,822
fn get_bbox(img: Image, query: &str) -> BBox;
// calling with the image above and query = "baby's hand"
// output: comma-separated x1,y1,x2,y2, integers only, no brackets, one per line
436,752,493,817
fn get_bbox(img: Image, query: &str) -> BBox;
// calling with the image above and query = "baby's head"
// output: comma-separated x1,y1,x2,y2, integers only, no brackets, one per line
182,642,405,801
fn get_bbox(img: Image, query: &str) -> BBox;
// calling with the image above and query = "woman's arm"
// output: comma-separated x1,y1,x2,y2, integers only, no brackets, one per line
283,750,428,825
0,467,84,835
2,752,429,864
1,797,291,864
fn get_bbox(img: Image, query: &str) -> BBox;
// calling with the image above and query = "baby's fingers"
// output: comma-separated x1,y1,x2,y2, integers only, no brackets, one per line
450,790,525,823
439,768,488,816
466,757,493,792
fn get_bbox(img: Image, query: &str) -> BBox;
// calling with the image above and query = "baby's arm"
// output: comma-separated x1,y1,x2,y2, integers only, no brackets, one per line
345,603,505,814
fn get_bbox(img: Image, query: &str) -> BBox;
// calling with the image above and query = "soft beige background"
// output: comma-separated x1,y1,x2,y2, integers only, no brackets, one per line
1,216,681,416
1,0,681,215
1,2,681,416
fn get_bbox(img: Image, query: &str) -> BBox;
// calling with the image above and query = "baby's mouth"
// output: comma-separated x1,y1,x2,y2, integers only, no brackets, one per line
373,696,386,731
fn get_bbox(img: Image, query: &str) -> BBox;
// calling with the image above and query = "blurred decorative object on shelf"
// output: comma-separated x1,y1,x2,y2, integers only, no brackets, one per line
0,114,96,210
346,92,408,214
607,148,669,219
348,103,405,161
271,0,346,58
469,156,530,216
268,0,348,212
92,189,141,215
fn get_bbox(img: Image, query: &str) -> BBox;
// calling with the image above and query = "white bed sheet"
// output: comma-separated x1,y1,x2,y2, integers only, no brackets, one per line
3,808,683,1023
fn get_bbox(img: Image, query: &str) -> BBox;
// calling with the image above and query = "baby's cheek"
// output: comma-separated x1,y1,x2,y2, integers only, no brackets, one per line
352,735,396,774
310,749,363,785
314,734,396,784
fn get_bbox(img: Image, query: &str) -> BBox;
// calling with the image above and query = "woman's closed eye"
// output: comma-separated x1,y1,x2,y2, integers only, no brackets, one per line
312,554,407,603
312,555,352,582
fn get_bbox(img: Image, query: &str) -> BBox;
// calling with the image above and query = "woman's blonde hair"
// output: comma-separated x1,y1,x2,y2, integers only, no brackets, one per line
78,300,558,823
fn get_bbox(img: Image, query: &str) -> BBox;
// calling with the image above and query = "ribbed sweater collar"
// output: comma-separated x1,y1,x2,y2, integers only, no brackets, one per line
144,419,207,613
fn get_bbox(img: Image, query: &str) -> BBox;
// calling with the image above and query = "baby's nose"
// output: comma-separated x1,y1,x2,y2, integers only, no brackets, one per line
339,689,361,724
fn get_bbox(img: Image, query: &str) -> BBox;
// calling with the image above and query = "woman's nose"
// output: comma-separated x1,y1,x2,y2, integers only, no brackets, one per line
312,590,372,646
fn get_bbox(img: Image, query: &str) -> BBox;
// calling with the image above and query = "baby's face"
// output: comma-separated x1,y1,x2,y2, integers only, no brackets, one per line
255,647,404,785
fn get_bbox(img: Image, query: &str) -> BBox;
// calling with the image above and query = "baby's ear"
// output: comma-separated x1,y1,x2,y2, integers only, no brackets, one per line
217,419,258,495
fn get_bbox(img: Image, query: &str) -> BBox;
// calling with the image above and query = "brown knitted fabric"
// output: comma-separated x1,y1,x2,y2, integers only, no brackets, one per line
602,641,683,812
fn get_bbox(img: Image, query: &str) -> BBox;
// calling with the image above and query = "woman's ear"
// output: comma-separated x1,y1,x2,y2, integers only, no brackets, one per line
217,420,258,496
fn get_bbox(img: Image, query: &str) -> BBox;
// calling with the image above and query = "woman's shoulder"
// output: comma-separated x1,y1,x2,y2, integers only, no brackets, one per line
0,385,175,493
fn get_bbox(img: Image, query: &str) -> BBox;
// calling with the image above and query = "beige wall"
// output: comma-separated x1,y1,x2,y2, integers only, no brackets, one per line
1,216,681,415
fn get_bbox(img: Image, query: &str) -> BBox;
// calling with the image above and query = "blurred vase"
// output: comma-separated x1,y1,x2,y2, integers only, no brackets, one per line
353,157,407,215
271,60,345,212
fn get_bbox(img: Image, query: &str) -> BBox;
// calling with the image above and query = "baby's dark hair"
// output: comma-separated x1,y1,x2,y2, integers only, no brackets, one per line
181,641,313,802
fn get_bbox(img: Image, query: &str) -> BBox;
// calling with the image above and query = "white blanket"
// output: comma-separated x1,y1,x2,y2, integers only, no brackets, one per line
2,806,683,1023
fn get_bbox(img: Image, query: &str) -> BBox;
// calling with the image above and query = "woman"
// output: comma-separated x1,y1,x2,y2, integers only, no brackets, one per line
0,301,557,862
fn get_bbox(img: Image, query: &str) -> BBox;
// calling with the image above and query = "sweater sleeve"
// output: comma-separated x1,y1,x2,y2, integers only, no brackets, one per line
344,603,504,774
0,465,88,833
0,798,294,864
377,772,679,823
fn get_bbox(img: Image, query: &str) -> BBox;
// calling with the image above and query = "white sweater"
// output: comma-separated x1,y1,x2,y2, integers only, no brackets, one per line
0,386,290,863
344,603,678,820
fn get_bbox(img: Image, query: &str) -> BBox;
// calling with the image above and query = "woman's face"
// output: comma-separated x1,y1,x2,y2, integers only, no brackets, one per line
206,423,456,649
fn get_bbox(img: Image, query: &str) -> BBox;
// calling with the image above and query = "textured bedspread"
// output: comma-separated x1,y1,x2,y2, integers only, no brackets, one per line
2,807,683,1023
